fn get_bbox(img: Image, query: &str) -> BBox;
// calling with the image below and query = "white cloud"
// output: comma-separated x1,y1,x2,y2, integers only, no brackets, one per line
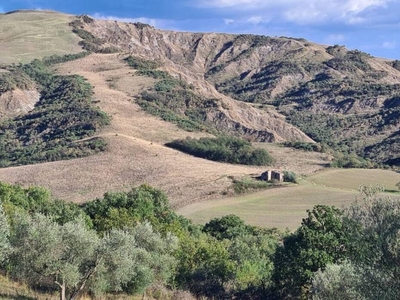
224,18,235,25
325,34,346,44
382,41,397,49
92,13,175,29
199,0,393,24
201,0,264,8
246,16,264,24
223,15,271,26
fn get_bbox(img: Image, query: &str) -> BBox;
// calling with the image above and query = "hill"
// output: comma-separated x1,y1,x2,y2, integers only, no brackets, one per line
71,15,399,165
0,10,82,64
0,10,398,208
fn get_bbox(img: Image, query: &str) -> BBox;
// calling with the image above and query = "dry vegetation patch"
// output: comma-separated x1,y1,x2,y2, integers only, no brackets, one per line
0,54,263,206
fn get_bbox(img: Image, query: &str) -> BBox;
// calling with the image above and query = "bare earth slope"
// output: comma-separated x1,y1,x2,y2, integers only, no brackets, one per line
0,53,329,205
75,17,313,143
75,15,400,164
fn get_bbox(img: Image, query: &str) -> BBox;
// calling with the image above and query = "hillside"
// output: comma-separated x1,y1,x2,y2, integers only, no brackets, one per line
72,15,399,165
0,10,82,64
0,10,398,206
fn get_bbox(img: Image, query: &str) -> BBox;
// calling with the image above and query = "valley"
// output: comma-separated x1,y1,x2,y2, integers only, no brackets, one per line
178,168,400,230
1,10,400,299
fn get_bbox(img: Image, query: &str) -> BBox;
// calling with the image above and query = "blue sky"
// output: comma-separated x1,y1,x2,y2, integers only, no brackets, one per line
2,0,399,59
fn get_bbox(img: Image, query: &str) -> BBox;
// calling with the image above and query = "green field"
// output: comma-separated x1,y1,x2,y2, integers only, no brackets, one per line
177,169,400,231
0,10,82,64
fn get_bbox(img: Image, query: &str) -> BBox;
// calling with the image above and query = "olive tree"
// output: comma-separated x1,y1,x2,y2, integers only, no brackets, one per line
9,213,138,300
0,201,10,265
311,262,364,300
344,187,400,299
311,186,400,299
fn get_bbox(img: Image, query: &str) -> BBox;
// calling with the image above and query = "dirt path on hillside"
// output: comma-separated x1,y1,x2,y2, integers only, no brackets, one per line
0,54,261,205
0,54,330,206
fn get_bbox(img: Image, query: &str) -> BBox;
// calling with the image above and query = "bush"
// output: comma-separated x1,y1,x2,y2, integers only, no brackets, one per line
166,136,274,166
232,178,274,194
124,56,161,70
283,141,322,152
283,171,298,183
0,59,110,167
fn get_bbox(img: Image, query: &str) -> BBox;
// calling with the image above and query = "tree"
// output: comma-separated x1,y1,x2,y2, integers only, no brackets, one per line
310,186,400,299
123,222,178,295
227,233,278,296
175,233,235,297
344,188,400,299
203,215,252,240
311,262,363,300
82,184,180,233
9,213,138,300
0,201,10,265
273,205,348,298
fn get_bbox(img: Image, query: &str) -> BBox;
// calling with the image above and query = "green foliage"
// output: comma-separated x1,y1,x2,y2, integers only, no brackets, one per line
343,190,400,299
0,59,110,167
228,233,278,296
330,154,375,169
137,99,207,132
124,56,218,133
390,60,400,71
138,89,214,132
177,214,281,297
203,37,399,166
283,141,322,152
0,202,10,265
283,171,298,183
273,205,348,298
311,262,363,300
231,177,275,194
82,184,190,235
8,213,164,300
4,177,400,299
285,110,387,167
124,223,178,294
9,214,100,300
124,56,161,70
0,182,90,226
203,215,253,240
166,136,274,165
0,69,34,93
42,52,91,65
174,233,235,297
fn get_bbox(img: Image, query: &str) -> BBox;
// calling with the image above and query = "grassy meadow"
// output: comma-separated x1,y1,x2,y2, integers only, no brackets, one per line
177,168,400,231
0,11,82,64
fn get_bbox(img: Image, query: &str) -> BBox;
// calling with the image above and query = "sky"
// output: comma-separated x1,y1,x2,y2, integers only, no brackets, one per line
2,0,399,59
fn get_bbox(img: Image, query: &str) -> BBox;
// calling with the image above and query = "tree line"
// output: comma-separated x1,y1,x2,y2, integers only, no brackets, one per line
0,182,399,299
166,136,274,166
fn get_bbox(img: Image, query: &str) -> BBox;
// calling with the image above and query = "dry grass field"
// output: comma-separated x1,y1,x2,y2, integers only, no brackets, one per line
0,53,331,207
0,10,82,64
177,169,400,230
307,168,400,191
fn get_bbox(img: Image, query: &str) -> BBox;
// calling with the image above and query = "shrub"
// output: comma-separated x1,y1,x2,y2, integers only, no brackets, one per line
0,59,110,167
283,171,298,183
166,136,274,166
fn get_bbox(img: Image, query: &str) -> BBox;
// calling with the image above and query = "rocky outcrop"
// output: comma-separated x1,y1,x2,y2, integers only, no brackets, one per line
0,89,40,119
